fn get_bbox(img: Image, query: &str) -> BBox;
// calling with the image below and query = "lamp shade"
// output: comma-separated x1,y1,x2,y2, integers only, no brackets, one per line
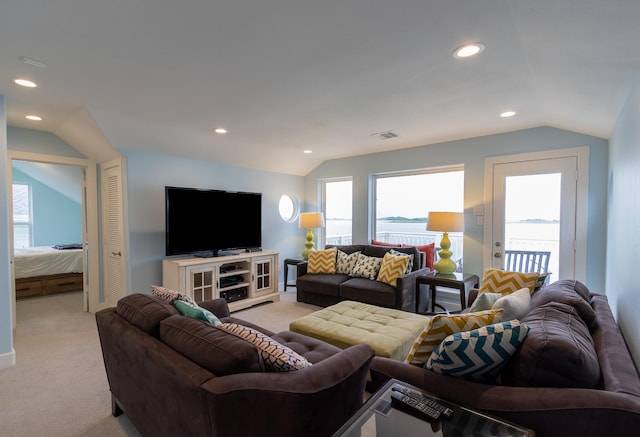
426,212,464,232
299,212,325,229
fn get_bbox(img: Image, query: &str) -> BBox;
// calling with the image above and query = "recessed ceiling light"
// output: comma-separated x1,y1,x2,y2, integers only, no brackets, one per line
500,111,517,118
214,127,227,134
453,43,485,59
25,115,42,121
13,78,37,88
303,150,313,154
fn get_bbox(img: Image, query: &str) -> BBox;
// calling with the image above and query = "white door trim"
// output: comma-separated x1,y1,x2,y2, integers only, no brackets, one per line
483,147,589,283
7,150,100,318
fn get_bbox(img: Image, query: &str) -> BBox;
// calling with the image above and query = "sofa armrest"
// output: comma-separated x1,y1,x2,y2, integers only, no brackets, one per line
201,343,375,436
296,261,308,277
198,298,231,318
395,267,429,312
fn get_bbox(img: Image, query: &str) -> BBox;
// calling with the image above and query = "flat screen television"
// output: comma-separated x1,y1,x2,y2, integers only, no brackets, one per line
165,186,262,257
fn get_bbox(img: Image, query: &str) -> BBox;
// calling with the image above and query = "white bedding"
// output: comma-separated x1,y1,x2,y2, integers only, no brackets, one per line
14,246,84,279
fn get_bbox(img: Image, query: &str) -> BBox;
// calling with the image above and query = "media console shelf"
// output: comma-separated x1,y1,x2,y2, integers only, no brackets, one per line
162,250,279,312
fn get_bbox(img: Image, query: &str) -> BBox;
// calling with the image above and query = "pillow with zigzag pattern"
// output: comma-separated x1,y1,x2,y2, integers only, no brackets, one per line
426,320,530,382
307,247,337,274
377,251,411,287
479,268,539,296
405,309,503,366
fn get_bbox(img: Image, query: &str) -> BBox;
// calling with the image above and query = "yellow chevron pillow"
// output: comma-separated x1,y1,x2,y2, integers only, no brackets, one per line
479,268,539,296
307,247,337,274
405,309,502,366
377,252,411,287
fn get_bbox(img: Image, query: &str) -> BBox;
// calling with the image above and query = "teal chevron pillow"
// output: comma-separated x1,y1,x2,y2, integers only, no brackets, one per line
173,299,221,327
425,320,529,382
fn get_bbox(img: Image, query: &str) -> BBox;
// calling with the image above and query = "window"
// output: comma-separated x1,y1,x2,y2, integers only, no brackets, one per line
13,183,33,248
373,167,464,251
322,178,352,246
278,193,299,223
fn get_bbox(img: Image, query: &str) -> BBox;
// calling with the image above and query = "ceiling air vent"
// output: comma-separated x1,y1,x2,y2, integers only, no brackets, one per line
371,130,399,140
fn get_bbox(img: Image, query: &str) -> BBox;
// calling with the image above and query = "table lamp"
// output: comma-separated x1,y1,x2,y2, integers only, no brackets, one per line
299,212,325,260
426,211,464,274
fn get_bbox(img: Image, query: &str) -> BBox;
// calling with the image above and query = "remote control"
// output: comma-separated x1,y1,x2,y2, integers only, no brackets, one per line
390,390,442,423
391,383,454,418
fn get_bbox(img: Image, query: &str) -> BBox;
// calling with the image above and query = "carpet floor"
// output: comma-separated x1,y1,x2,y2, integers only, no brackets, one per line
0,290,318,437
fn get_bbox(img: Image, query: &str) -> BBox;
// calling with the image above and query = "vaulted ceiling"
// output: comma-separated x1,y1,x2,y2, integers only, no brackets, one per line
2,0,640,175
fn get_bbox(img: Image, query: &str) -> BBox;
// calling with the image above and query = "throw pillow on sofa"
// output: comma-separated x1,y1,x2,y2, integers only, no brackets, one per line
371,239,400,247
377,251,411,287
217,323,313,372
390,249,413,273
173,299,222,327
151,284,198,306
478,268,539,296
405,309,503,366
468,292,503,312
426,320,530,382
307,247,338,274
414,243,436,271
351,253,384,280
491,287,531,321
336,250,361,275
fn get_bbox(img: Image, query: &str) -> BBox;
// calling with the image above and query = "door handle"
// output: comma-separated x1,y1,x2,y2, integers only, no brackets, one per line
494,252,502,258
112,251,121,256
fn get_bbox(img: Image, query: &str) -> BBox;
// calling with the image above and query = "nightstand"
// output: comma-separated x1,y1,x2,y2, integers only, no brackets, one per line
416,272,479,313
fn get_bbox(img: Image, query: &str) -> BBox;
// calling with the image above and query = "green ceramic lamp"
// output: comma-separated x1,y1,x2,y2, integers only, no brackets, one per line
426,211,465,274
299,212,325,260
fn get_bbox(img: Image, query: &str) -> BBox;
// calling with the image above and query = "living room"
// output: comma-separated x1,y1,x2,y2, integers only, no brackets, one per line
2,1,640,435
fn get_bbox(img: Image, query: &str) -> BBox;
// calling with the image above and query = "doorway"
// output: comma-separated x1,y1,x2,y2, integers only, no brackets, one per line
483,147,589,283
8,151,100,327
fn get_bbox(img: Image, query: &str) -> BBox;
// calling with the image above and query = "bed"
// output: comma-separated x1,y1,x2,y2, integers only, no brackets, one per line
14,246,84,299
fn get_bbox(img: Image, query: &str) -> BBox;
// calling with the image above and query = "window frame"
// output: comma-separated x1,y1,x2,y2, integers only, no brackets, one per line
12,182,33,248
320,176,353,247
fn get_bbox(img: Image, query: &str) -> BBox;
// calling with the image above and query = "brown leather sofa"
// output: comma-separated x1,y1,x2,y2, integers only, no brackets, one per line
369,280,640,436
95,294,375,437
296,244,428,312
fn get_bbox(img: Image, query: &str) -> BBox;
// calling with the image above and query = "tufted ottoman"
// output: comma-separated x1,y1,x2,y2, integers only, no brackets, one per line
289,300,430,361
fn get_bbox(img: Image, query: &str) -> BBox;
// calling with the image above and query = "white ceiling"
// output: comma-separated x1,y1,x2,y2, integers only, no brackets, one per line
2,0,640,175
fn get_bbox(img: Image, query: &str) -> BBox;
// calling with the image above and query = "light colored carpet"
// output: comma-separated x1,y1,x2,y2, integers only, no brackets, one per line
0,291,318,437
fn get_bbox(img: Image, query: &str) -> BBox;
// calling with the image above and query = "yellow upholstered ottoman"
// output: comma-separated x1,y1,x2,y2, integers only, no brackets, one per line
289,300,430,361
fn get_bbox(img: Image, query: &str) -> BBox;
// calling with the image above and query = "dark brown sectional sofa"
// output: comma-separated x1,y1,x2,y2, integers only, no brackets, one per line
95,294,374,437
369,280,640,437
296,244,429,312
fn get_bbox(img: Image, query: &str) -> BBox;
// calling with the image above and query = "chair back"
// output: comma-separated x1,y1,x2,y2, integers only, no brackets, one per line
504,250,550,274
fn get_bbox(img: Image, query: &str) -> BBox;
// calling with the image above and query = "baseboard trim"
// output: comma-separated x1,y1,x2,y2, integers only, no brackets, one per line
0,349,16,370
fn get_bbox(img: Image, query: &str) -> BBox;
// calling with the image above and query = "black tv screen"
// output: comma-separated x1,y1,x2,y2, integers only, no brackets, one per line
165,186,262,256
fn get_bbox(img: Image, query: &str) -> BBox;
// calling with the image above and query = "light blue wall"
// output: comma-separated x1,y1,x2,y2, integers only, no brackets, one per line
7,127,85,158
607,76,640,364
120,149,305,294
305,126,609,292
12,168,82,246
0,96,14,367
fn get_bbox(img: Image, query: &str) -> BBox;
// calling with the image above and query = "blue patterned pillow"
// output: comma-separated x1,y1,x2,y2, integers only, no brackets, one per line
173,299,221,327
217,323,312,372
425,320,529,382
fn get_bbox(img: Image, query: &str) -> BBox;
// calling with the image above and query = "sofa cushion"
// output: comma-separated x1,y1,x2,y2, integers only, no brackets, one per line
151,284,198,306
491,287,531,321
173,299,221,326
327,244,366,255
405,309,503,366
363,245,421,272
272,330,343,364
351,253,383,280
307,247,338,274
217,323,312,371
377,252,411,287
116,293,178,337
296,273,350,297
159,315,264,375
336,250,361,275
340,277,398,308
530,279,596,330
500,301,601,389
478,268,539,296
426,320,530,382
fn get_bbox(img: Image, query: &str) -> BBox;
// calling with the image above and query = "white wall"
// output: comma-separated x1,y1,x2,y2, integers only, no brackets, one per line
607,75,640,364
121,149,305,293
305,126,609,292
